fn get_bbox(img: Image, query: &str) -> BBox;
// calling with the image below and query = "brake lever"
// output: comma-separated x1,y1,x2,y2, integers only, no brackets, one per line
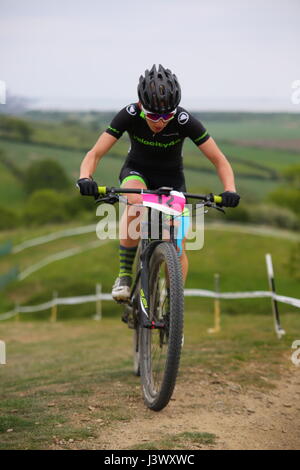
213,204,226,214
94,195,119,205
204,201,226,214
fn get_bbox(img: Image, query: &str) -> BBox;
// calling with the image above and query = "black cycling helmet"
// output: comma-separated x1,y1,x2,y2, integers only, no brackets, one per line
137,64,181,113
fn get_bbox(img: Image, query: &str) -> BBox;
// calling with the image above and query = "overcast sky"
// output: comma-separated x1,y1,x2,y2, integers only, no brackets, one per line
1,0,300,111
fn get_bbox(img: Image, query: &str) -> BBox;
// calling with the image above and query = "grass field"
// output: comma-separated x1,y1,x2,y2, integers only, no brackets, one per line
1,112,300,211
0,221,299,315
0,309,299,450
0,161,26,208
0,112,299,449
22,109,300,141
0,136,294,209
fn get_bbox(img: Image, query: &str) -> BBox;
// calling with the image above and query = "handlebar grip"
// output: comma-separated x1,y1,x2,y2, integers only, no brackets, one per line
214,195,222,204
97,186,107,196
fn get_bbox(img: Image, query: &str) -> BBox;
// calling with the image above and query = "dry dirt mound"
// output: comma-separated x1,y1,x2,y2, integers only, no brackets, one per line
69,363,300,450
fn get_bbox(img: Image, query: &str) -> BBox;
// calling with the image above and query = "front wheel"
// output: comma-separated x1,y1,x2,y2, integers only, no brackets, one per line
140,242,184,411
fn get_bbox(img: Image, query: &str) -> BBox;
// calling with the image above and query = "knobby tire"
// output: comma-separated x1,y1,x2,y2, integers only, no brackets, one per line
140,242,184,411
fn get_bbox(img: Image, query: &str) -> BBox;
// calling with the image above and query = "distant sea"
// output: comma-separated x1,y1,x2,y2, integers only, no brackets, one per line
27,96,300,113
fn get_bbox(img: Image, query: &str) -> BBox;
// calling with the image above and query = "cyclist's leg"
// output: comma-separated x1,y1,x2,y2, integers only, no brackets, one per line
119,176,147,248
176,207,190,284
179,241,188,283
112,169,147,301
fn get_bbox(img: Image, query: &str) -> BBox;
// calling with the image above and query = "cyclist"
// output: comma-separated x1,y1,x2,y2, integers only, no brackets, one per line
77,64,240,301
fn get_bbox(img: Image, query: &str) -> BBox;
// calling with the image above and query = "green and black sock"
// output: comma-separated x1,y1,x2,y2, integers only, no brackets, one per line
119,245,138,278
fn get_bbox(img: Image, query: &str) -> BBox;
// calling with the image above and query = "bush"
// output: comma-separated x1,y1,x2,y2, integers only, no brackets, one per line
0,115,33,141
64,193,96,218
282,164,300,188
268,188,300,216
247,204,300,230
0,206,19,230
224,205,250,223
23,189,72,225
23,159,71,195
288,243,300,280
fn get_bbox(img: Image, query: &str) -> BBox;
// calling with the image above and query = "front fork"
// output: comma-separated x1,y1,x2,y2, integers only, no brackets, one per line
139,239,165,330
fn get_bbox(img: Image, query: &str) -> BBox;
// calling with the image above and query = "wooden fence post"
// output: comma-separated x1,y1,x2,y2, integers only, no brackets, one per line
0,340,6,365
50,291,58,322
208,273,221,334
94,283,102,320
14,302,20,323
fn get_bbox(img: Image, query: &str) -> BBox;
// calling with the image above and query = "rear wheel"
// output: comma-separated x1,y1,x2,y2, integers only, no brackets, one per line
133,325,141,376
140,242,184,411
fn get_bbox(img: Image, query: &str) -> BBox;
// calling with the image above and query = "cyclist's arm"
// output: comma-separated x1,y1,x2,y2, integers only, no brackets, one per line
79,132,117,178
198,137,237,192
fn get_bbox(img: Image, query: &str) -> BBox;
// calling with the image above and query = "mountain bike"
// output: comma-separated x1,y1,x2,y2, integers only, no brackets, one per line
95,186,224,411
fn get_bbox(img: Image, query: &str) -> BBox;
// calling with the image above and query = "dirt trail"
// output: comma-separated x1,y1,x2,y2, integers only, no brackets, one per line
84,363,300,450
5,322,298,451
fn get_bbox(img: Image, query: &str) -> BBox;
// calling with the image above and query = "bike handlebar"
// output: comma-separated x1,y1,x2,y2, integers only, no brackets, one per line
97,186,223,205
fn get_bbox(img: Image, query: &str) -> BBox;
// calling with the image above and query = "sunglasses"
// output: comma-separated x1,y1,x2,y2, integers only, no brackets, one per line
142,105,177,123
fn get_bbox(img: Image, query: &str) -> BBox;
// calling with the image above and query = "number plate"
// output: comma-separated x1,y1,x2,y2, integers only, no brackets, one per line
142,191,185,216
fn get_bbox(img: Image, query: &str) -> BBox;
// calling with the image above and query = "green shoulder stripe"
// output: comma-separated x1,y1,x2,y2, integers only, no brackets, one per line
108,126,120,134
194,131,208,143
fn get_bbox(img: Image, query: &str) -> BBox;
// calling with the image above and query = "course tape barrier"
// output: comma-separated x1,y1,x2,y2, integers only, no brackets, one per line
18,239,108,281
0,289,299,321
12,224,97,254
0,266,19,290
11,222,300,255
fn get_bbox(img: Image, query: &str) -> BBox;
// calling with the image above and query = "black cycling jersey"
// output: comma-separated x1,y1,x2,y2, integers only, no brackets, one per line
106,103,210,175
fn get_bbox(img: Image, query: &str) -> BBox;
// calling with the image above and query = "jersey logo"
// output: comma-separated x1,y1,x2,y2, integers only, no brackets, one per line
178,112,189,125
126,104,137,116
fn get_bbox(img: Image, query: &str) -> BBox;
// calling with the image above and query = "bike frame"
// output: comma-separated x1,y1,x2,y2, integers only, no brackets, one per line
95,186,223,329
131,207,178,330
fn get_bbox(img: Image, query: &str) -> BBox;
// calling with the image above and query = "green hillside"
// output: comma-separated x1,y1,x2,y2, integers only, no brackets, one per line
1,111,299,210
0,111,299,451
0,220,299,317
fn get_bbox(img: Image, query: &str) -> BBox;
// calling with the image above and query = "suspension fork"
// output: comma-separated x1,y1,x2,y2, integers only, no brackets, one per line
139,239,165,330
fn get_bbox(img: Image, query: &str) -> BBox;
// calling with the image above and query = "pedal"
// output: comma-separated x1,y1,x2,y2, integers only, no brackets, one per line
121,311,129,324
143,320,165,329
116,298,130,305
121,304,136,329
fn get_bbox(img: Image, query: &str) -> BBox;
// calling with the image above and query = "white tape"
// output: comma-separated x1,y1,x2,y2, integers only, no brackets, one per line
184,289,217,298
13,224,97,253
19,300,55,313
274,294,300,309
13,223,300,255
0,310,17,321
18,240,107,281
184,289,272,299
1,290,299,321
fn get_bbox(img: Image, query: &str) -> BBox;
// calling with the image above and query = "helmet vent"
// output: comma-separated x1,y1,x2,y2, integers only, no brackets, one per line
137,64,181,113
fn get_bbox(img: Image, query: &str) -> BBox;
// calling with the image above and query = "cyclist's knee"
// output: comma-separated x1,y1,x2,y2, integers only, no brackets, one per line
122,179,147,206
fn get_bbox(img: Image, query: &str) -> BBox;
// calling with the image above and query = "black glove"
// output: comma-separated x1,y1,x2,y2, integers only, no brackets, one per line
76,178,99,196
219,191,240,208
